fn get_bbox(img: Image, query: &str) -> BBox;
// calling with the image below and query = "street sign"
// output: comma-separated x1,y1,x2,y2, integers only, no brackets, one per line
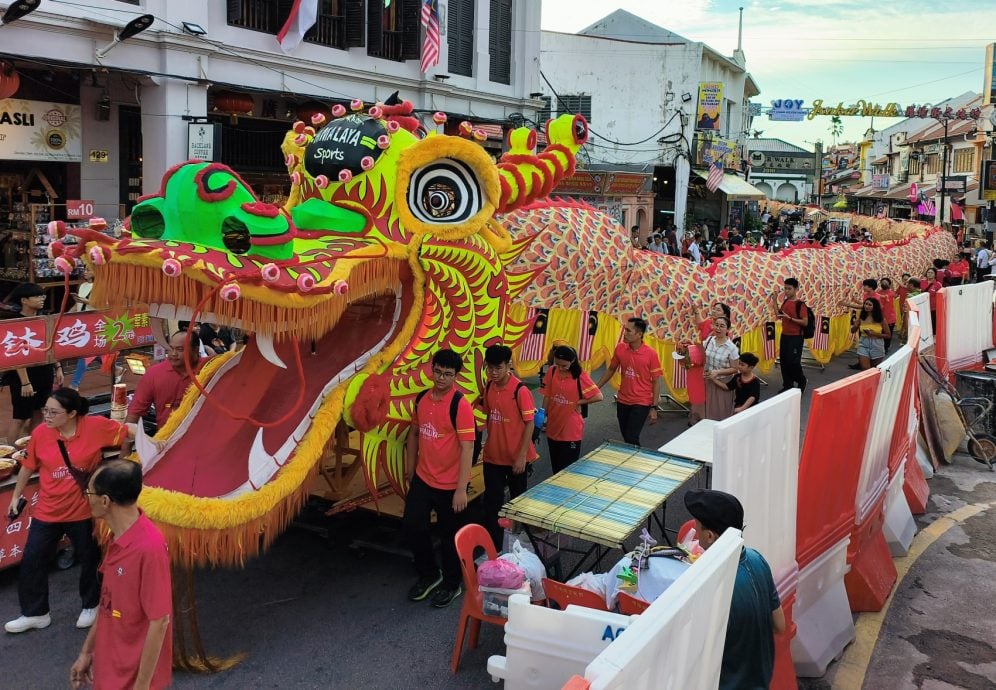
982,159,996,202
66,199,94,219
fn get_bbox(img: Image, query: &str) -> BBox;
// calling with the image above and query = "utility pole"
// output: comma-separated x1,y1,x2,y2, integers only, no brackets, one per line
939,117,950,230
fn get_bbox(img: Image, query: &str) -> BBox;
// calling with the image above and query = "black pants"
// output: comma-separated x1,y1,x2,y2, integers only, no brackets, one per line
884,322,896,352
19,518,101,617
401,474,464,589
548,438,582,475
482,462,528,550
616,403,651,446
779,334,807,393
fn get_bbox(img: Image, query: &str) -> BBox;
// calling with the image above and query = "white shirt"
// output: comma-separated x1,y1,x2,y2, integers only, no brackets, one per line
689,242,702,263
976,248,990,268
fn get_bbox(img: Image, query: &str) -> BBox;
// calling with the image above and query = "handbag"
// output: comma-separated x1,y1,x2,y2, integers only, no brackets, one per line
56,440,94,495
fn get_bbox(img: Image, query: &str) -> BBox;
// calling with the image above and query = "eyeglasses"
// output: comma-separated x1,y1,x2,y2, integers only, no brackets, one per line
484,364,508,373
41,408,65,417
431,368,456,379
83,490,103,498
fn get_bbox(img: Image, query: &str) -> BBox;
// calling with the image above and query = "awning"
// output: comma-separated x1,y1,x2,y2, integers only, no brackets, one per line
694,171,767,200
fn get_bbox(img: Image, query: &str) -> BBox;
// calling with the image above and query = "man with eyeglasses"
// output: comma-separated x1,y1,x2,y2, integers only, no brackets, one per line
123,331,204,444
401,348,475,608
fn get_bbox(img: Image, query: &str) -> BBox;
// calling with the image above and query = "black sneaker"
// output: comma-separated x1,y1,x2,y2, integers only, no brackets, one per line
407,573,443,602
848,363,862,370
430,584,463,608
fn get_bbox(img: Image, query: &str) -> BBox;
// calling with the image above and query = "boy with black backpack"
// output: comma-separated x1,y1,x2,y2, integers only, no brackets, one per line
402,348,476,609
773,277,812,393
480,344,538,550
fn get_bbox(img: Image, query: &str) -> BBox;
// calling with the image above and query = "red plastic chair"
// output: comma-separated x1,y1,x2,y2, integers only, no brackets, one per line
542,578,610,612
451,523,506,673
677,518,696,545
616,591,650,615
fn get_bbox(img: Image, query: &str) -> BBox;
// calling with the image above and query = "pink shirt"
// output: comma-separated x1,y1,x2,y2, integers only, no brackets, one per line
541,369,600,442
94,511,172,690
611,343,663,406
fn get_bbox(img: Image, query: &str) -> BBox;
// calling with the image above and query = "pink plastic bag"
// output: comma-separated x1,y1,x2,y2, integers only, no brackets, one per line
477,558,526,589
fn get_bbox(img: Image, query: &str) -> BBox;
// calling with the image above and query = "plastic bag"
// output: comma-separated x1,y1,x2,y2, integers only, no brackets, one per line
500,539,547,599
678,527,705,562
477,559,525,590
566,571,610,598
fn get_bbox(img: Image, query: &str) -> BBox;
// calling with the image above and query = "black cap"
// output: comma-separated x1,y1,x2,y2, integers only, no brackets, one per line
684,489,744,534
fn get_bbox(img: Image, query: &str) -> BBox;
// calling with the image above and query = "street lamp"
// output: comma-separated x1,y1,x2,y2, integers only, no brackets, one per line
0,0,40,25
95,14,155,59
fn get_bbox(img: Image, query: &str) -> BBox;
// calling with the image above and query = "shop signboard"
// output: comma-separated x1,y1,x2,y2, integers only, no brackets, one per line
747,151,814,173
553,171,603,195
873,174,890,190
768,99,806,122
935,176,967,194
695,82,723,131
982,159,996,201
986,44,996,106
188,122,221,161
806,100,901,119
0,319,50,369
0,99,82,162
66,199,95,219
602,173,651,196
52,309,154,360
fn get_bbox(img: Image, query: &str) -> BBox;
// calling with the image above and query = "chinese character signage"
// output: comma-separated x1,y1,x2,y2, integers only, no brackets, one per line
0,320,49,368
903,104,981,120
52,309,154,360
696,82,723,131
0,486,39,569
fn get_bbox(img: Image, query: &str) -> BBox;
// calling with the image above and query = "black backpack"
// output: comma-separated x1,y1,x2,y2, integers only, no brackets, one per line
414,389,483,463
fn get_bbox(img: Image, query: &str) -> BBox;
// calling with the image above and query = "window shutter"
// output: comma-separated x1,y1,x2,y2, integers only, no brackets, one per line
488,0,512,84
400,0,422,61
447,0,474,76
580,95,592,123
344,0,365,47
226,0,242,23
538,96,551,123
367,0,382,56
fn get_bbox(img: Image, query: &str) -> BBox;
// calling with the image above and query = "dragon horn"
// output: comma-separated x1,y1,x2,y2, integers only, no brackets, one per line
496,114,589,214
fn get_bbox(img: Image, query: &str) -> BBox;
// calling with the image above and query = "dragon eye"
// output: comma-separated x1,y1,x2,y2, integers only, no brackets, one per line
407,159,482,224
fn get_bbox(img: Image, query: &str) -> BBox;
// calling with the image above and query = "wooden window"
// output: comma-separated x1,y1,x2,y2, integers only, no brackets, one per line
368,0,420,62
923,153,938,175
907,155,920,176
558,94,592,123
228,0,293,34
447,0,475,76
489,0,512,84
952,147,974,174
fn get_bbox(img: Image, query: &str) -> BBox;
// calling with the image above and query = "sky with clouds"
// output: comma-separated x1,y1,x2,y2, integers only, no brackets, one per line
540,0,996,151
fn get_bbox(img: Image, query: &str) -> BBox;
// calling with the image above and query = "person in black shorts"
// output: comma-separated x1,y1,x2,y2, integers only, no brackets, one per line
2,284,63,438
725,352,761,415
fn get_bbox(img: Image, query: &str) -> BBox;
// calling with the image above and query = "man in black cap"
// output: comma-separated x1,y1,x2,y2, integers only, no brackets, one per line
684,488,785,690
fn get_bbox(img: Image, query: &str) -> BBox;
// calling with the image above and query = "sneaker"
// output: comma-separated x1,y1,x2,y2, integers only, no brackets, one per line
4,614,51,634
76,608,97,629
848,363,862,370
407,573,443,602
430,584,463,608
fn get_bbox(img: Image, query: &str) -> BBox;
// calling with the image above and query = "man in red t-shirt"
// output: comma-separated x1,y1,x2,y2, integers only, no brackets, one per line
481,344,537,549
773,277,809,393
596,317,662,446
124,330,204,441
71,460,172,690
401,349,475,609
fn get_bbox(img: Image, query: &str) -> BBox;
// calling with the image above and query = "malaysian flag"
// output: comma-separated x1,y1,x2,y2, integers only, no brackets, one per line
419,0,440,73
706,160,724,193
578,311,598,362
672,355,687,390
812,315,831,351
520,307,549,361
763,321,776,360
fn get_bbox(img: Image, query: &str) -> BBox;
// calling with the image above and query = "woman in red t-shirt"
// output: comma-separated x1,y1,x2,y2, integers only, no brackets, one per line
878,277,897,351
920,267,943,331
5,388,133,634
541,345,603,474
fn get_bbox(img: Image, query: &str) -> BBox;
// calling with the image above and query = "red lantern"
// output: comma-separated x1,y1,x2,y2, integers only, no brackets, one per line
212,90,254,124
0,61,19,101
295,100,331,125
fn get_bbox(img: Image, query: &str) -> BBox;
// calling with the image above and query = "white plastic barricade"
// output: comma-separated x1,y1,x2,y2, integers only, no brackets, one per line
883,458,916,557
908,292,933,350
940,282,995,371
856,346,914,524
791,536,854,677
582,529,744,690
712,389,801,589
487,598,632,690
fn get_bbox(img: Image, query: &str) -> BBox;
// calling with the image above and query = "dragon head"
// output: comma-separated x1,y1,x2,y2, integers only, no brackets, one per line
67,102,587,567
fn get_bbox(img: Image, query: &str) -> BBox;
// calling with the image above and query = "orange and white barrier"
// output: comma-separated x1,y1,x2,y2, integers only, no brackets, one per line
934,281,994,377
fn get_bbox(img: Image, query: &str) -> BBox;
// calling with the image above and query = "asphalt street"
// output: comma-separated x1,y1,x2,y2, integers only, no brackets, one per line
2,355,991,689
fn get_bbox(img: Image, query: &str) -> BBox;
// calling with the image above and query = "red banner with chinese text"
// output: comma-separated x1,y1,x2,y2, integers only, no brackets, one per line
0,320,50,369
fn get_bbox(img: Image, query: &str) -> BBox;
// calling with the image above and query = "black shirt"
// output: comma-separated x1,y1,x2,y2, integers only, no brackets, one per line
727,373,761,409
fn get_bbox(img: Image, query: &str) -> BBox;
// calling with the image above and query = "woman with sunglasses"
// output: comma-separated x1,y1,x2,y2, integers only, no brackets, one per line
540,345,603,474
5,388,135,635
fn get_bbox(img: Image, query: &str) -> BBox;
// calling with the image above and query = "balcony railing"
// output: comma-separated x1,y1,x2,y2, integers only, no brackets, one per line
228,0,281,34
305,14,345,49
369,30,404,61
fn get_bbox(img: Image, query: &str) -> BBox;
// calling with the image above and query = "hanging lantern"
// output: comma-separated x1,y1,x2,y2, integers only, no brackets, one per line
295,100,331,126
212,90,254,125
0,61,20,101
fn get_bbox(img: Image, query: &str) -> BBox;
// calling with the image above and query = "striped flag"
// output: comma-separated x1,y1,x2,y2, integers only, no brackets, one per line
671,356,687,390
706,160,724,193
812,315,831,351
419,0,441,73
763,321,776,360
277,0,319,53
578,311,598,362
520,307,549,361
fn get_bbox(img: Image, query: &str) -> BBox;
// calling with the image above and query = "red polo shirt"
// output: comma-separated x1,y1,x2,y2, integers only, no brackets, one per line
611,342,662,406
540,369,599,442
23,416,126,522
94,511,172,690
482,375,537,465
413,388,476,490
127,358,202,429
